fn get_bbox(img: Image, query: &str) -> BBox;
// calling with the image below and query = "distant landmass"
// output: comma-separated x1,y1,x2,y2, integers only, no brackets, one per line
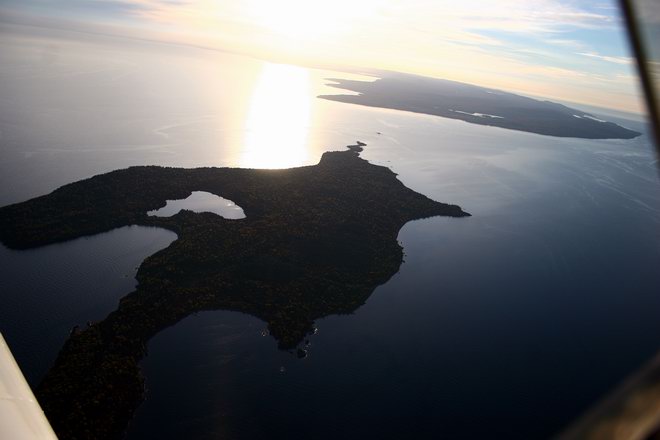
0,143,468,440
320,72,641,140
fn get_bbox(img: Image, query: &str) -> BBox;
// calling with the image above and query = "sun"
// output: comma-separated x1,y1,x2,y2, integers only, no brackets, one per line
245,0,374,40
247,0,341,39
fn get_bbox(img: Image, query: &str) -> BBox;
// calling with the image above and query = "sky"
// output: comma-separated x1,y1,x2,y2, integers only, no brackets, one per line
0,0,649,114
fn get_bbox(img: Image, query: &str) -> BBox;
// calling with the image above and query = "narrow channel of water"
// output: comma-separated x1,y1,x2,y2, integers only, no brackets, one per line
0,225,177,384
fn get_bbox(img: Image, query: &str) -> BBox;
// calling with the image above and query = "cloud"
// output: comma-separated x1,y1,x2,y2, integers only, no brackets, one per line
546,38,587,49
0,0,642,113
1,0,619,39
400,0,616,34
578,51,633,65
0,0,152,17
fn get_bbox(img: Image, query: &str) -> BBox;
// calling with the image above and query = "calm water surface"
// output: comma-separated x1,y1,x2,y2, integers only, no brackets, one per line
147,191,246,219
0,226,176,384
1,24,660,439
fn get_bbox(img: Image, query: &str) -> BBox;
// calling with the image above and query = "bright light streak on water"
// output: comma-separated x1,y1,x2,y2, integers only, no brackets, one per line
240,63,312,169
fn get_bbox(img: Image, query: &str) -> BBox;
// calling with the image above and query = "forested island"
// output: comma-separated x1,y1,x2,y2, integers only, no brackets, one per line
320,72,640,139
0,143,469,440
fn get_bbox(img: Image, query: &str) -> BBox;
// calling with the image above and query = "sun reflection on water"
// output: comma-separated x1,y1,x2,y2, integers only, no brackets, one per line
240,63,312,169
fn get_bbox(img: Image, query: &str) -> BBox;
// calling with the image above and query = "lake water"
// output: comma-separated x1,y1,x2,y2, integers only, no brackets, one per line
0,226,177,384
1,23,660,439
147,191,246,219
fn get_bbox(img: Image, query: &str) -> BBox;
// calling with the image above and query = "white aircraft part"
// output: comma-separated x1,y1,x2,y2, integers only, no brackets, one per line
0,333,57,440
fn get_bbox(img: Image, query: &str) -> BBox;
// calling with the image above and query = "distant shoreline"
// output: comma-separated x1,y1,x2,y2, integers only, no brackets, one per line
320,73,641,140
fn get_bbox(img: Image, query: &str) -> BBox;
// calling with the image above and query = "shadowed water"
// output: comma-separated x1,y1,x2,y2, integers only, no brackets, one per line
0,226,176,384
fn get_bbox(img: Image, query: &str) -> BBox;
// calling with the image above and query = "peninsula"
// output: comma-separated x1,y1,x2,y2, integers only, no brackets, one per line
0,144,469,440
320,72,640,140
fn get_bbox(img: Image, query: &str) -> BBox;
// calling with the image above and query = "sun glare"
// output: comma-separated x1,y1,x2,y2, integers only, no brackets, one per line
245,0,377,39
240,63,312,169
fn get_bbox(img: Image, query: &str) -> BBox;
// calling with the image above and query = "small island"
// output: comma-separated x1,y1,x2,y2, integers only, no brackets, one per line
0,144,469,440
320,72,641,140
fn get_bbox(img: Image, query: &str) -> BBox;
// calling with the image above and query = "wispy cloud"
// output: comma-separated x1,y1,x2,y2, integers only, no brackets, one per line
578,51,633,65
546,38,587,49
404,0,616,34
0,0,642,112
